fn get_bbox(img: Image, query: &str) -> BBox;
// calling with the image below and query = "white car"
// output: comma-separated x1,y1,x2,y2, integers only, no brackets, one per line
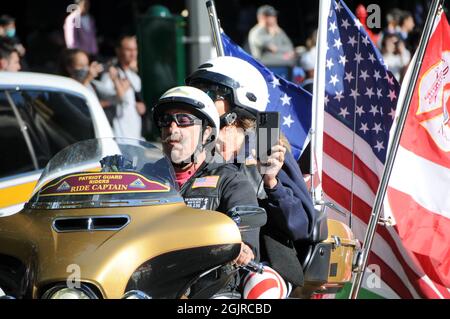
0,72,114,216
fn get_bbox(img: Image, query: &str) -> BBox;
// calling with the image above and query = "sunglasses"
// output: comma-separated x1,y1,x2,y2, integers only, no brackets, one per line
157,113,202,128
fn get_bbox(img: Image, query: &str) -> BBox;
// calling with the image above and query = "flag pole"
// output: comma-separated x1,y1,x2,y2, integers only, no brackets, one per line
206,0,224,57
349,0,444,299
311,0,331,204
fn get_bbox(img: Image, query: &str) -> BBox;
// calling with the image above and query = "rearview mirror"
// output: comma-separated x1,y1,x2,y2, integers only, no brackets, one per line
227,206,267,230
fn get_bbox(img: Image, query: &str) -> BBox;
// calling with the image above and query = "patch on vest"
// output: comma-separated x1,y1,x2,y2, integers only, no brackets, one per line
191,176,220,189
185,197,210,210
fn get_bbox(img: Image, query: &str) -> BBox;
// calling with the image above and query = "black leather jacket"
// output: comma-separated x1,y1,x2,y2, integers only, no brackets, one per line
180,159,258,212
179,156,260,257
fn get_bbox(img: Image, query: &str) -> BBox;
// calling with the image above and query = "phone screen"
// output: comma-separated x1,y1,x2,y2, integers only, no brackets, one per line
256,112,280,163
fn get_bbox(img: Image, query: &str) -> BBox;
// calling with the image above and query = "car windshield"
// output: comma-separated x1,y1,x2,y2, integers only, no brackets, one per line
27,138,183,210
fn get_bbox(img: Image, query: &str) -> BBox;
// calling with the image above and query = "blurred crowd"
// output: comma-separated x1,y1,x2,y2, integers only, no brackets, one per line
247,4,421,92
0,1,427,139
0,0,146,140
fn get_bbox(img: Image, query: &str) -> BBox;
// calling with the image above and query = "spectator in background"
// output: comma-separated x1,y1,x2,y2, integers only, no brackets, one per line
59,48,120,124
381,34,410,82
248,5,295,79
299,54,315,94
0,15,26,58
385,8,403,36
64,0,98,57
60,48,103,87
0,38,21,72
299,30,317,94
397,11,415,51
0,15,18,41
100,35,146,139
377,8,403,49
248,5,267,53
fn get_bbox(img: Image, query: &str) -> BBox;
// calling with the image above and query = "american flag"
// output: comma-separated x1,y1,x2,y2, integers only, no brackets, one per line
192,176,220,189
221,33,312,160
322,0,446,298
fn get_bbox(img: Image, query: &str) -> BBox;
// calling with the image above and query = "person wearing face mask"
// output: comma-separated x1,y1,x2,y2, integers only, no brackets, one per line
0,15,16,38
59,48,103,86
0,15,26,64
59,48,117,123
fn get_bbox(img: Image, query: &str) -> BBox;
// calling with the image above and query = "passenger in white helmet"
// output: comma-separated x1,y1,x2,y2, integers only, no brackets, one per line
187,56,317,294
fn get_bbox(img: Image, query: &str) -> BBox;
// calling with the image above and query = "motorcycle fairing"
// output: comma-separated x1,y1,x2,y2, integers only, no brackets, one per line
0,203,242,299
125,244,241,299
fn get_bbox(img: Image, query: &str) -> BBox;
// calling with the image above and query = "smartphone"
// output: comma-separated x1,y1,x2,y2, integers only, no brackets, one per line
256,112,280,163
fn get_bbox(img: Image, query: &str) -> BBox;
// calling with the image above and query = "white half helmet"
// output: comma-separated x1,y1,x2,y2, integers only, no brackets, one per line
153,86,220,148
186,56,269,118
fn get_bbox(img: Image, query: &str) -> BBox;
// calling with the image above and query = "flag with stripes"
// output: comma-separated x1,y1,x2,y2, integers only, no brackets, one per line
321,0,449,298
385,12,450,296
192,176,220,189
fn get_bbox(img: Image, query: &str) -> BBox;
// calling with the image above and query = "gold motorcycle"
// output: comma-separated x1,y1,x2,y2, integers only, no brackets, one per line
0,138,358,299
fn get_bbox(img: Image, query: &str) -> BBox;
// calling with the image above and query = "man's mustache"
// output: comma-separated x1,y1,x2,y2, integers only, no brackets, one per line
162,135,182,143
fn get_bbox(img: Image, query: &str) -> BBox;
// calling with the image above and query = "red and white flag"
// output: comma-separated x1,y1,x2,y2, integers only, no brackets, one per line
319,0,450,299
386,12,450,296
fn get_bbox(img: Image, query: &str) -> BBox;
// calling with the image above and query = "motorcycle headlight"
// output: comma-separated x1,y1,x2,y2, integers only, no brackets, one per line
42,284,98,299
122,290,151,299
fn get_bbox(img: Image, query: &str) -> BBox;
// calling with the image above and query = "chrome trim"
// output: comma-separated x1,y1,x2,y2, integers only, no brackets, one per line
352,249,365,273
87,218,93,231
52,215,131,233
42,283,99,299
198,265,224,279
122,290,152,299
332,235,342,249
27,196,184,210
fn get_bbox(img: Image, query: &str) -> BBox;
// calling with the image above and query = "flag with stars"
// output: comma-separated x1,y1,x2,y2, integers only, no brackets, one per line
221,32,312,160
321,0,422,299
323,0,449,300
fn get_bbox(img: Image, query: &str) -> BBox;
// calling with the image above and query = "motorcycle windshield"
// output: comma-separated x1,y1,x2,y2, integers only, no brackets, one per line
27,138,183,210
